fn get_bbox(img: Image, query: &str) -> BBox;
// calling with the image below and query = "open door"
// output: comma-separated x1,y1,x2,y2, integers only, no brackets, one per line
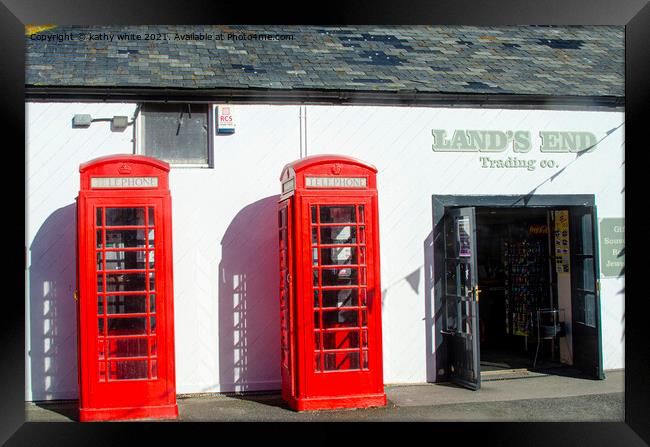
442,207,481,390
569,206,604,379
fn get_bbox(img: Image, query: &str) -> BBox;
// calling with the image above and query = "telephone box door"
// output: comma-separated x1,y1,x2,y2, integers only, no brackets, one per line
443,207,481,390
79,197,173,412
301,197,382,397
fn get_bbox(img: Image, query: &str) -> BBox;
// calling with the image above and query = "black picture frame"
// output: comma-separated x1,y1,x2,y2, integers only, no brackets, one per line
3,1,647,444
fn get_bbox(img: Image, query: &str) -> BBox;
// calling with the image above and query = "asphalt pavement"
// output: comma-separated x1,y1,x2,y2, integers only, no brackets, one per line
25,369,624,422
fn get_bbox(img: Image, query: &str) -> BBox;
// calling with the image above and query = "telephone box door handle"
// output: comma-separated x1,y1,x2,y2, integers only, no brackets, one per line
73,290,79,301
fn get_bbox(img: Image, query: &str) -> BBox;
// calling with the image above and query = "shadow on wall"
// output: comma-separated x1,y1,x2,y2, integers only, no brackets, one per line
28,203,78,401
424,227,447,384
218,195,281,393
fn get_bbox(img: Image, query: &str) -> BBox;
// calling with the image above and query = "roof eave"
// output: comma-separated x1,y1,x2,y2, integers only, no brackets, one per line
25,85,625,110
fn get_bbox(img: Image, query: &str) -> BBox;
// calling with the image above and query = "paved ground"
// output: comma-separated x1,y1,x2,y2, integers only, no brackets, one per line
25,370,624,422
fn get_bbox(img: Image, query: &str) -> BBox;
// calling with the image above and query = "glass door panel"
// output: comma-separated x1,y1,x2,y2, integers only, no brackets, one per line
311,204,369,373
95,206,158,382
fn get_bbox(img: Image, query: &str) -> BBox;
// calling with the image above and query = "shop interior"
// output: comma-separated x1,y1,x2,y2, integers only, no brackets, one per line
475,207,568,375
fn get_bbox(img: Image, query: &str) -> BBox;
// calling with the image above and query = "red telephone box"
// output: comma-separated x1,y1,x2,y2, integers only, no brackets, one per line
278,155,386,411
76,155,178,421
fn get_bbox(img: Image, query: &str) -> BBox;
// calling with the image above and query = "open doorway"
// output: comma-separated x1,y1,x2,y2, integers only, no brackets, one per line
432,195,603,391
476,207,565,375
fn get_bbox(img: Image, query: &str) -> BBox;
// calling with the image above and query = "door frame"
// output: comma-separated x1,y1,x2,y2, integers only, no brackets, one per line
431,194,602,383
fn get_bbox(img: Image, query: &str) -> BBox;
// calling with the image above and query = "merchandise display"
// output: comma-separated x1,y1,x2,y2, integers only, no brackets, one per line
504,240,549,337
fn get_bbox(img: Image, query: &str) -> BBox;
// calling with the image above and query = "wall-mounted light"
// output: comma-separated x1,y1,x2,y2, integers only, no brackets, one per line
72,114,133,132
72,114,92,128
110,116,129,132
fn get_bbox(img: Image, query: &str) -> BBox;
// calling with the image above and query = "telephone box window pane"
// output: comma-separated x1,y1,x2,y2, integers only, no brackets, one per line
105,208,145,226
320,247,357,265
311,206,317,223
150,360,158,379
312,248,318,266
322,268,358,286
98,362,106,381
314,332,321,350
109,360,148,380
362,329,368,348
148,251,155,269
98,318,105,334
314,311,321,329
359,288,367,306
322,330,360,350
148,207,154,226
107,338,149,358
150,316,157,334
107,317,147,336
105,230,148,248
105,250,147,271
96,208,103,226
148,229,155,247
105,295,147,314
359,247,366,265
362,350,369,369
105,273,147,292
322,309,359,329
314,353,322,372
97,275,104,292
324,352,360,371
98,296,104,315
320,226,356,245
311,228,318,245
358,205,365,223
150,294,156,313
149,273,156,291
142,103,209,165
321,289,358,308
150,338,157,355
313,290,320,308
96,252,103,271
313,269,319,286
358,226,366,244
319,206,356,223
96,230,103,248
360,267,367,285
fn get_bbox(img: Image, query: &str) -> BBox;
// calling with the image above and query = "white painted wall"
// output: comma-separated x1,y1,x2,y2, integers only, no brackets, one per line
26,102,625,400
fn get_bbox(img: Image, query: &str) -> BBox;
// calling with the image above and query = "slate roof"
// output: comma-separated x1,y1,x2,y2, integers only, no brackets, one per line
25,25,624,98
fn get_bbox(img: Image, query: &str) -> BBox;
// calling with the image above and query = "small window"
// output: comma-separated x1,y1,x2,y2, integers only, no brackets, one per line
138,103,211,167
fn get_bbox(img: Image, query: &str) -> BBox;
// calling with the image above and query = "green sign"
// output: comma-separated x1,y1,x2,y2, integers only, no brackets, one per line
599,218,625,278
431,129,599,172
